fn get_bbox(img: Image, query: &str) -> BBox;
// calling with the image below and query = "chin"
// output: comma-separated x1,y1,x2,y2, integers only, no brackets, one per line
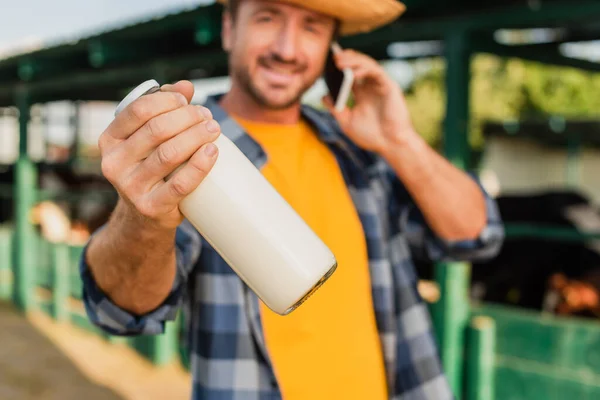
255,87,304,110
265,97,300,110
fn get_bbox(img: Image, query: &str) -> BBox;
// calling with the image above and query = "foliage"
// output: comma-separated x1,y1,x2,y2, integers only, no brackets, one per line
403,54,600,150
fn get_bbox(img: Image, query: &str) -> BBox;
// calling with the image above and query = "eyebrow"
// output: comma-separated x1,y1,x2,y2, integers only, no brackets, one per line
252,4,333,26
251,5,282,16
304,14,332,26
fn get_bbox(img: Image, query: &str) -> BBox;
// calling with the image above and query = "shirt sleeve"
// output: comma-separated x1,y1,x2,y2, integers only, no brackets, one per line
385,163,504,263
79,219,202,336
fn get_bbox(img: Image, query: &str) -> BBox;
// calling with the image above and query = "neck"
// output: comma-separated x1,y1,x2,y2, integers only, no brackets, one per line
219,82,302,125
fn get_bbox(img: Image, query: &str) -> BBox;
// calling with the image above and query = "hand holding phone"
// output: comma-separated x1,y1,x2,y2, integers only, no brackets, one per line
324,42,354,112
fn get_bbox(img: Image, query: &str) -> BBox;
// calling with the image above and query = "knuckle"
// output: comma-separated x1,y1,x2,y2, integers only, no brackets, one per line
169,176,190,198
135,198,157,219
129,99,153,122
100,154,116,180
98,134,107,153
184,104,204,123
189,151,214,175
146,117,167,141
118,174,138,199
169,91,188,107
156,143,178,166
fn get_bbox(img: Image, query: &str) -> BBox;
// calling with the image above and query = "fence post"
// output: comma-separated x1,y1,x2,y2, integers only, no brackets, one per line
155,320,179,365
52,242,70,322
431,261,471,399
13,88,38,313
0,226,13,300
131,321,178,366
443,30,473,170
466,316,496,400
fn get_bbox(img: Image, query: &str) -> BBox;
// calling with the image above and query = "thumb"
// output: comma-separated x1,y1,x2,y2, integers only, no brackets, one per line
322,95,351,127
161,80,195,104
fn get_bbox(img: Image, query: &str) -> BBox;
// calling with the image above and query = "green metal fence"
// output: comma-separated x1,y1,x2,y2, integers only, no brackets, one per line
3,204,600,398
431,229,600,400
0,179,188,371
0,223,184,366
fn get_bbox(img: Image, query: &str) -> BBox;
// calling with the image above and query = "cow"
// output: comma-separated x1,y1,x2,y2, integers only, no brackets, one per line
414,189,600,319
0,162,117,244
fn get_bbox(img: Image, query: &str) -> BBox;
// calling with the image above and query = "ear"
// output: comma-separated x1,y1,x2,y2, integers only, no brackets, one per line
222,11,233,52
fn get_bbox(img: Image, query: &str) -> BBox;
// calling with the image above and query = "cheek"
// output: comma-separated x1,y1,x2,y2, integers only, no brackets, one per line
304,40,328,70
305,50,328,80
231,39,268,71
228,28,255,61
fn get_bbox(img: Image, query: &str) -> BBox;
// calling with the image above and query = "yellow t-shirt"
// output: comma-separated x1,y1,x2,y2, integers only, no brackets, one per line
233,115,388,400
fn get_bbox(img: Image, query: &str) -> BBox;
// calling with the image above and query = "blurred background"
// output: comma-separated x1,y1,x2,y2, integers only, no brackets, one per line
1,0,600,399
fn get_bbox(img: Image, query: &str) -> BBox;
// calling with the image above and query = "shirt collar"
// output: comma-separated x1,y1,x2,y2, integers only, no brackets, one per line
202,93,344,168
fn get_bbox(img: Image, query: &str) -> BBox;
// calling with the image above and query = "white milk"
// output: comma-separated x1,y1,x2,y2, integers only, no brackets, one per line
115,80,338,315
181,134,337,314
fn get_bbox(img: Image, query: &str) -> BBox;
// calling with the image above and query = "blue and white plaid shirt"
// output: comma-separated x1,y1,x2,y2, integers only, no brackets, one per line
80,94,504,400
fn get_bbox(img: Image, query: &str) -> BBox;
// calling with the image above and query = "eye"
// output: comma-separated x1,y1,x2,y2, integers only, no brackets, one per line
254,11,276,23
257,15,273,23
305,25,318,33
304,20,326,34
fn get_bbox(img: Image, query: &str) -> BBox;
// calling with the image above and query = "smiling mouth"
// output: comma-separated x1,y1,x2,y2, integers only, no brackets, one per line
259,65,299,86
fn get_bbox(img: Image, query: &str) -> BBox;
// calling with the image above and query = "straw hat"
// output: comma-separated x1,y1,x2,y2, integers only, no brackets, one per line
216,0,406,36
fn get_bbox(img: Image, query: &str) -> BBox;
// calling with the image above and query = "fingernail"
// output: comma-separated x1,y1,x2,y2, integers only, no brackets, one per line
198,106,212,120
204,143,217,157
206,119,220,133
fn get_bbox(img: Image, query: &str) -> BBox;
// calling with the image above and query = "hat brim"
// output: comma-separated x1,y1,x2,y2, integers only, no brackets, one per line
216,0,406,36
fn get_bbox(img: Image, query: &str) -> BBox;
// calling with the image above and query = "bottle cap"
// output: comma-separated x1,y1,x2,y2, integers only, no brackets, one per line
114,79,161,116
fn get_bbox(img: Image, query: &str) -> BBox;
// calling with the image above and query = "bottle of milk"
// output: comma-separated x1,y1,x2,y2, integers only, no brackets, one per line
114,80,338,315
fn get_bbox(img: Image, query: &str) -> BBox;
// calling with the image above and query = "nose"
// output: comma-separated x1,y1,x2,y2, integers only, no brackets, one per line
272,20,301,63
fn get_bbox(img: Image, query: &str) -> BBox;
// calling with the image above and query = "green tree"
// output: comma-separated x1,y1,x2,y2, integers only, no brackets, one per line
404,54,600,151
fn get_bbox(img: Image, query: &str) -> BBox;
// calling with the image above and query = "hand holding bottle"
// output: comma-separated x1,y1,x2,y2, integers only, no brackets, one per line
99,80,220,230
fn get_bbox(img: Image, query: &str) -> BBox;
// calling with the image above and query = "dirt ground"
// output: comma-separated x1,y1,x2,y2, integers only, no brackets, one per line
0,302,191,400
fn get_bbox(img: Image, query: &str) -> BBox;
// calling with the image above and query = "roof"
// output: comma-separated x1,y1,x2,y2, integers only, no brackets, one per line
2,0,600,106
0,3,212,60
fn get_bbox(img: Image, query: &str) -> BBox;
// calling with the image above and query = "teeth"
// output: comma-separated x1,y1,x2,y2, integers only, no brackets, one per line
268,67,292,75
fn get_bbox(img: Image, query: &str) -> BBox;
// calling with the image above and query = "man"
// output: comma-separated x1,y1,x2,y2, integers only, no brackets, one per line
80,0,504,399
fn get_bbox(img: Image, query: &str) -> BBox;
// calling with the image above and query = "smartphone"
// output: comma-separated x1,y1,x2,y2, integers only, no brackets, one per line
324,42,354,112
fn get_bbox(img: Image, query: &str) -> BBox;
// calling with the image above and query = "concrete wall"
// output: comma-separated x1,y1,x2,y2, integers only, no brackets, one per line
480,136,600,204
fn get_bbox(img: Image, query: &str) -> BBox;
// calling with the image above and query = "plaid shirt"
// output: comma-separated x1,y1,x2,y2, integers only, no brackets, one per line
80,94,504,400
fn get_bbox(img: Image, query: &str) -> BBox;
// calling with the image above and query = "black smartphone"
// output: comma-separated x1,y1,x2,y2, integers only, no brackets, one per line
323,42,353,111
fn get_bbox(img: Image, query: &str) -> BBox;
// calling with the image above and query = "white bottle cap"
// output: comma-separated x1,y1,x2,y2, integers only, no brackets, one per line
114,79,161,116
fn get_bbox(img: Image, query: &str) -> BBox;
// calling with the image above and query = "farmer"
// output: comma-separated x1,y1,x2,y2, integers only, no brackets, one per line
80,0,504,398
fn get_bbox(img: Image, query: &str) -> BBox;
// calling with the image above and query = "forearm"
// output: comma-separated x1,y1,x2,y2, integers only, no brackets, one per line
86,200,177,315
381,130,487,241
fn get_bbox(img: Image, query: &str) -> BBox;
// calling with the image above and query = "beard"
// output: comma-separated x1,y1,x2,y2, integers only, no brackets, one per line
230,53,318,110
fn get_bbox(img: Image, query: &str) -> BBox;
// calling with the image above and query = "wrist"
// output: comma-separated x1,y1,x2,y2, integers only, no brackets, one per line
111,200,178,243
380,128,426,160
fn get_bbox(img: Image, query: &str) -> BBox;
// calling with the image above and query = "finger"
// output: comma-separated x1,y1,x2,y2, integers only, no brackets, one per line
150,142,219,209
131,118,221,188
103,90,189,146
334,49,379,69
161,80,195,104
117,104,213,163
321,94,351,127
333,54,387,89
321,94,334,110
350,62,387,83
352,67,396,97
